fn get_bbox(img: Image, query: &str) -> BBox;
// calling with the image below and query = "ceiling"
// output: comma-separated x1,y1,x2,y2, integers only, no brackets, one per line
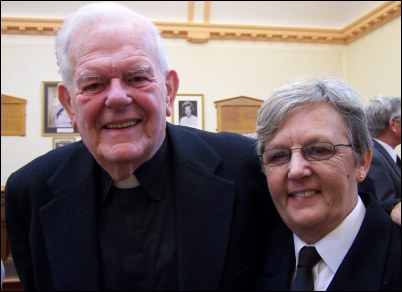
1,1,387,29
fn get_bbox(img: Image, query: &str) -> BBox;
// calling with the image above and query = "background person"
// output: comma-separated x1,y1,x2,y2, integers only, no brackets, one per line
255,77,400,291
359,95,401,201
4,2,275,290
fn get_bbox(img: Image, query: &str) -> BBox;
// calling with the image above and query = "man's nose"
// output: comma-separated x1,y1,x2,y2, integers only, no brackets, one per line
105,79,133,109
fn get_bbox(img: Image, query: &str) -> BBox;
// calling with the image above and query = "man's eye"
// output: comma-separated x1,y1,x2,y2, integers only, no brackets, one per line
127,76,151,86
82,83,105,94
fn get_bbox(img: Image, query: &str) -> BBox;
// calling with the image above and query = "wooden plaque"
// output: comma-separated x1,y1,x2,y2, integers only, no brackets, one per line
215,96,263,134
1,94,27,136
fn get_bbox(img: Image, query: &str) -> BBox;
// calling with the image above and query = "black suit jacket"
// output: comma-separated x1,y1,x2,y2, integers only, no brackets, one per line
256,192,401,291
5,124,278,291
359,140,401,201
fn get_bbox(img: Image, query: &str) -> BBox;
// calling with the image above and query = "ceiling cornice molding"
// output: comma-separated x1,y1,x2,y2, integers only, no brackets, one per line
1,1,400,45
342,1,401,44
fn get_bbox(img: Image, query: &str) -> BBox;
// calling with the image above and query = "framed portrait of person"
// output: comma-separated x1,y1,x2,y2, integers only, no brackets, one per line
42,81,79,136
53,137,76,149
172,94,204,130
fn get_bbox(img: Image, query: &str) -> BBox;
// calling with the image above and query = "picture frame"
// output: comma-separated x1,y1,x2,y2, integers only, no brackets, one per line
53,137,76,149
173,94,204,130
43,81,79,136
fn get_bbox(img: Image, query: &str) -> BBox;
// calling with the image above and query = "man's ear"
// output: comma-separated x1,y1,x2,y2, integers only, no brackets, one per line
389,117,400,134
57,83,77,128
165,70,179,117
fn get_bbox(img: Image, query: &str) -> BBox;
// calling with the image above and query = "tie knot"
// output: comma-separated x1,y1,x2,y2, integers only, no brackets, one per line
298,246,321,268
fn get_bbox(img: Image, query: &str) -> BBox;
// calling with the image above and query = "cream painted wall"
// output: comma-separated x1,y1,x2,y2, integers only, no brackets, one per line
348,17,401,100
1,17,400,184
347,17,401,157
166,40,346,132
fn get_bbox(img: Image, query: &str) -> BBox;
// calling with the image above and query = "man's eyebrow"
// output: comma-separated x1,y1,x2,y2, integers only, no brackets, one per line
128,64,153,75
76,72,103,84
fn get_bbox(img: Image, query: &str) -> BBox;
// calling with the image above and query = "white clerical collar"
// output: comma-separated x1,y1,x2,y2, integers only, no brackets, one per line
113,174,140,189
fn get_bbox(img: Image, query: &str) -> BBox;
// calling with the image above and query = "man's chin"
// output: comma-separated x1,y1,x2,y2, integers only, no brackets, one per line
97,143,140,162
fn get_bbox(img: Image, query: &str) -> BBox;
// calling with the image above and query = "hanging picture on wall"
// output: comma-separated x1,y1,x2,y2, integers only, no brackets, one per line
43,81,79,136
172,94,204,130
53,137,76,149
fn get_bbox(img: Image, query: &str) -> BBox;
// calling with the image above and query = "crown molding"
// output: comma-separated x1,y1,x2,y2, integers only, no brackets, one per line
342,1,401,44
1,1,400,45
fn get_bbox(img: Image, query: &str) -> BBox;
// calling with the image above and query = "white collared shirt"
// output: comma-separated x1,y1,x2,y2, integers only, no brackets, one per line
374,138,399,163
293,195,366,291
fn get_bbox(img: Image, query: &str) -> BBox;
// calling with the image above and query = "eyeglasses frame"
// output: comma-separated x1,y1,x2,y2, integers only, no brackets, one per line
259,142,353,167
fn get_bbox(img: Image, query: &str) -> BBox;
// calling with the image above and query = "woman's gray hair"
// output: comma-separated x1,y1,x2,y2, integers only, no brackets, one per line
55,2,169,89
364,95,401,138
256,76,372,165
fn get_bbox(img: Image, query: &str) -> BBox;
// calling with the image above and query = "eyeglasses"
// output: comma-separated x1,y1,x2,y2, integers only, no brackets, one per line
259,142,353,167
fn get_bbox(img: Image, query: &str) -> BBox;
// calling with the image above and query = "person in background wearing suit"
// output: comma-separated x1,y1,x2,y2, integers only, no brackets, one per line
359,96,401,201
255,77,400,290
4,2,275,290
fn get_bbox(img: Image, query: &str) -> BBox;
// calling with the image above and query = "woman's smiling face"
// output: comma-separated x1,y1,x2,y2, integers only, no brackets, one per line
263,103,369,243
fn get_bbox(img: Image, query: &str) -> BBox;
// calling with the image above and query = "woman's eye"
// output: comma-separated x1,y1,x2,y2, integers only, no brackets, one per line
311,147,330,155
269,151,289,162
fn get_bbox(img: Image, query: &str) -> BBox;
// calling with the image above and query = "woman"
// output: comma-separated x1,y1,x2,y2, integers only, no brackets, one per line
255,76,400,290
179,101,198,127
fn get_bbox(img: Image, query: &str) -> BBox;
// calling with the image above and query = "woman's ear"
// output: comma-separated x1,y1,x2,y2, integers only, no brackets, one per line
357,148,372,182
57,83,77,129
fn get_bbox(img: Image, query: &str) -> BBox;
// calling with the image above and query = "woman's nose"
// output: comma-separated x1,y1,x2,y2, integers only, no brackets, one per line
287,151,311,180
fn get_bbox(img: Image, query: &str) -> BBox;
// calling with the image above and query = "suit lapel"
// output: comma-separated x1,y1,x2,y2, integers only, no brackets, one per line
39,126,238,290
40,143,101,290
257,226,294,290
374,140,401,177
167,125,236,290
327,193,392,291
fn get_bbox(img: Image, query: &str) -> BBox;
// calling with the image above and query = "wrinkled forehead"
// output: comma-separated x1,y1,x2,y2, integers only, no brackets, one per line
74,16,155,49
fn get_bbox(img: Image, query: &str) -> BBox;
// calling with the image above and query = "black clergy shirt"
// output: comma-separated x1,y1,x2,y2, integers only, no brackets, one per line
96,137,177,290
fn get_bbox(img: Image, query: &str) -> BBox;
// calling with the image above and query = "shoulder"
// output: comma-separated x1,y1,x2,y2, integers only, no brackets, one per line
171,124,257,155
167,124,262,179
6,141,87,186
360,192,401,235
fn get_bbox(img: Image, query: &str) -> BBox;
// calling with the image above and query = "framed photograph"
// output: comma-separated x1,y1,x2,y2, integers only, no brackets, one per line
43,81,79,136
173,94,204,130
53,137,76,149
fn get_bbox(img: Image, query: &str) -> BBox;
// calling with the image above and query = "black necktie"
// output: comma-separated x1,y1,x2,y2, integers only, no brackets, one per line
291,246,321,291
396,156,401,170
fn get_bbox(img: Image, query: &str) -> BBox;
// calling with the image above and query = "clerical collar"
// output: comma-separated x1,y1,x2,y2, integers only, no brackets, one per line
113,175,140,189
97,136,170,203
